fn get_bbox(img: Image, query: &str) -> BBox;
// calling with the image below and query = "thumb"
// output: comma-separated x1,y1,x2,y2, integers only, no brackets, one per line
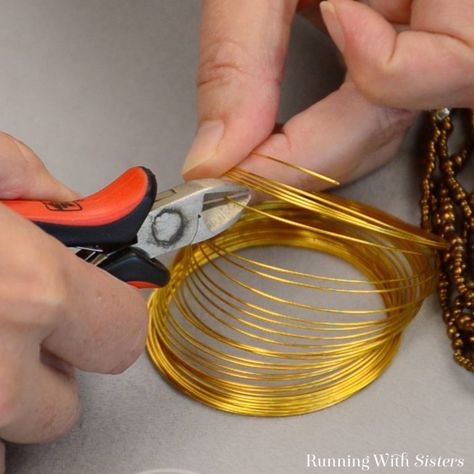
320,0,474,109
239,79,416,191
0,132,78,200
182,0,298,179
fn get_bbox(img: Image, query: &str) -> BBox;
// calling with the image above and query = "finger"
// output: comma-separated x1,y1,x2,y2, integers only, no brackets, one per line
0,132,78,200
365,0,411,24
239,79,416,190
182,0,299,179
42,251,149,374
0,205,149,375
0,329,79,443
320,0,474,109
298,0,411,31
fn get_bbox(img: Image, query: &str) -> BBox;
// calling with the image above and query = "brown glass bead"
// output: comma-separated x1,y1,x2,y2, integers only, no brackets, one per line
420,109,474,372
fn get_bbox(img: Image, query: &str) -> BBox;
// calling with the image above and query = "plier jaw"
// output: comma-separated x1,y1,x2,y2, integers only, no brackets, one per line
136,178,251,258
1,167,250,289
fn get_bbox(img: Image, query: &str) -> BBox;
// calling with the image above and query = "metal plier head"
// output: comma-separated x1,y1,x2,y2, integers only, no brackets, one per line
136,178,251,258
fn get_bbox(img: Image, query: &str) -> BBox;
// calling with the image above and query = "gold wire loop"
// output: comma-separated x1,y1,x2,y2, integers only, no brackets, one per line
147,157,444,416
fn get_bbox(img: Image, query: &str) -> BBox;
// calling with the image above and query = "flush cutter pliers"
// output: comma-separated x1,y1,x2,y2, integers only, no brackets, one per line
1,167,251,289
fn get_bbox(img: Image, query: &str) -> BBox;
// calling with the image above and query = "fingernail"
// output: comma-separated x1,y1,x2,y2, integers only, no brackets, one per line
320,1,345,53
182,120,225,176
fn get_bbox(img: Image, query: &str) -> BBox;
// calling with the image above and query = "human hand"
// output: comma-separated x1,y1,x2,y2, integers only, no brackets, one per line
0,133,148,471
181,0,416,189
320,0,474,109
183,0,414,187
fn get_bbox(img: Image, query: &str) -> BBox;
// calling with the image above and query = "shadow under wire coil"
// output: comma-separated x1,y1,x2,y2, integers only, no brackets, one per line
147,155,447,416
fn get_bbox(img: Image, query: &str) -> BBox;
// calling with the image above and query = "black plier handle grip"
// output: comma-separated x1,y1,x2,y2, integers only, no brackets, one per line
1,167,169,289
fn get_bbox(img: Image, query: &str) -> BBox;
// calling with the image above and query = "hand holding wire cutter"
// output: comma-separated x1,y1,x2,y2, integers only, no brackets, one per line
0,134,251,449
2,167,250,289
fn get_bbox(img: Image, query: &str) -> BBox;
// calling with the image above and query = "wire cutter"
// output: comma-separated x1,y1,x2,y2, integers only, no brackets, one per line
1,167,251,289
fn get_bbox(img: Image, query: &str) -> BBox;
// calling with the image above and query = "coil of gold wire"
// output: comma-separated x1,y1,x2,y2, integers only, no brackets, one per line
147,155,447,416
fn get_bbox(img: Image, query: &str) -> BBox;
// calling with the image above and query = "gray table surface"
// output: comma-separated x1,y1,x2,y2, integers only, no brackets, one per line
2,1,473,473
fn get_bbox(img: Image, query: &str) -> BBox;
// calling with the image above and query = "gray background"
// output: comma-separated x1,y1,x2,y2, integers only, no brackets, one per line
2,1,473,473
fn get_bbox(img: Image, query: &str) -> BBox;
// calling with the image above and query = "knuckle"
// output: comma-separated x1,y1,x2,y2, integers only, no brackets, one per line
197,39,251,89
197,38,280,92
0,252,69,329
29,264,68,319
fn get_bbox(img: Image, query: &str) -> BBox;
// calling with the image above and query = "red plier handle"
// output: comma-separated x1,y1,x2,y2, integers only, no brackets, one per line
0,167,169,289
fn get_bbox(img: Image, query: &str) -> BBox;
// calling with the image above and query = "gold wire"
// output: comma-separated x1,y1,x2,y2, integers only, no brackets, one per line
147,156,443,416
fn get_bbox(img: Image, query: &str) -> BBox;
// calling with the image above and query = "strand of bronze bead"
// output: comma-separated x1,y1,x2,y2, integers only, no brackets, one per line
420,109,474,371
